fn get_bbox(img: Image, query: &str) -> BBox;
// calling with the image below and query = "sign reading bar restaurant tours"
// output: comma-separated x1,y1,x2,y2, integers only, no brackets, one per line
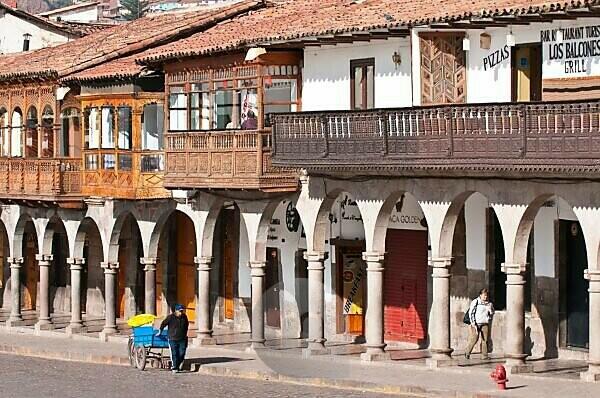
542,24,600,77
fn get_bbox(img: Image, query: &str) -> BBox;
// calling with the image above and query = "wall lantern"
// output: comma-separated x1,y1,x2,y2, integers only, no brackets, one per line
392,51,402,69
480,32,491,49
245,47,267,61
462,36,471,51
23,33,32,52
506,27,516,47
556,28,564,44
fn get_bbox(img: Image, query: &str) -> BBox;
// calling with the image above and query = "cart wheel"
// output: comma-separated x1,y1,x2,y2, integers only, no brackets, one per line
127,338,135,367
135,347,147,371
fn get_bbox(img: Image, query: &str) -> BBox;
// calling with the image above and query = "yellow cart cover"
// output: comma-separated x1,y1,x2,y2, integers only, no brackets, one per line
127,314,156,327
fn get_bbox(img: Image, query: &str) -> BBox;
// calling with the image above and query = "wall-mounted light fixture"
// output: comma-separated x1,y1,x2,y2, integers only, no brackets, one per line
392,51,402,69
462,36,471,51
245,47,266,61
506,27,516,47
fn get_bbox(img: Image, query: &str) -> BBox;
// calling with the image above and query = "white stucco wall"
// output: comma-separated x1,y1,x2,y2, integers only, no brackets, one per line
465,193,488,271
302,38,412,111
0,12,71,54
46,7,99,23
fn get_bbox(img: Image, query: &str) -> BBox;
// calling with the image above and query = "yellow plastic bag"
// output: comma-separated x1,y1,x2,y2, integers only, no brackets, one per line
127,314,156,327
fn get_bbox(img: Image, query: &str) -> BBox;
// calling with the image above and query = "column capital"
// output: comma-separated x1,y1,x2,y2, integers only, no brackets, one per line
584,269,600,282
304,251,328,263
501,262,527,275
195,256,213,271
141,257,157,271
428,257,453,268
249,261,266,277
101,262,120,273
67,257,85,270
7,257,23,268
35,254,54,265
362,251,385,263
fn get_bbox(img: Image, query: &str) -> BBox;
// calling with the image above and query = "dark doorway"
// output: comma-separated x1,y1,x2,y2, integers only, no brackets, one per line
265,247,281,328
512,43,542,102
560,220,589,349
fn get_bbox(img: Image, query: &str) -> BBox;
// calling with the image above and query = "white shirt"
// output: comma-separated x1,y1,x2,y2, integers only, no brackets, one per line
469,297,494,325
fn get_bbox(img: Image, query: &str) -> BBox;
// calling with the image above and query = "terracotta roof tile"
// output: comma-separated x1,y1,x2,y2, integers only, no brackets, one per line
0,0,264,83
140,0,600,63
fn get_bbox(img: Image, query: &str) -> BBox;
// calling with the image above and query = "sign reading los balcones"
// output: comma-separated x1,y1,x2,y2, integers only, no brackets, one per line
542,25,600,76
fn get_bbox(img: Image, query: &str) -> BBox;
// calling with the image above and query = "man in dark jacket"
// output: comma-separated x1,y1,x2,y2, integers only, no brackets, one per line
158,304,189,373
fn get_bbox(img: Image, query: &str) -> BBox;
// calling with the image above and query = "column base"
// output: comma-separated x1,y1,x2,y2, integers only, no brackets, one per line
302,341,329,357
193,335,217,347
34,320,54,332
581,364,600,382
65,323,86,335
361,350,391,362
99,327,118,342
245,340,266,353
5,318,26,328
504,356,533,374
426,349,456,368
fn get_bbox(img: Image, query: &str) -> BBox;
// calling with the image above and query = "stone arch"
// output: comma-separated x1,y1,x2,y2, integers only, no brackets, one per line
73,217,104,261
511,194,555,266
107,211,141,264
0,217,11,309
13,212,35,260
310,188,358,253
10,107,23,157
41,216,70,256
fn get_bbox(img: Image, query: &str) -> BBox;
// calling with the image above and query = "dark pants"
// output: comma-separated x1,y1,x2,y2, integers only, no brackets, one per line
169,339,187,370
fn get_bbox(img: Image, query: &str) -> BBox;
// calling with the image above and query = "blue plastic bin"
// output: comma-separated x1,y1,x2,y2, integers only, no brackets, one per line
132,326,169,348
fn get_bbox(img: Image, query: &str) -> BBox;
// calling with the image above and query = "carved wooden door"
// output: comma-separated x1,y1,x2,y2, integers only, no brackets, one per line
176,213,196,324
420,33,466,105
23,234,38,311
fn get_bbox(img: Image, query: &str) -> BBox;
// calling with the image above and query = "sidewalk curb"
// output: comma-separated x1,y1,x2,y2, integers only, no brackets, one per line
197,364,506,398
0,344,130,367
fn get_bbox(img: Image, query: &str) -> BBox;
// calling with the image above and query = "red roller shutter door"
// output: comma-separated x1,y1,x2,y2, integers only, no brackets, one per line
384,229,428,343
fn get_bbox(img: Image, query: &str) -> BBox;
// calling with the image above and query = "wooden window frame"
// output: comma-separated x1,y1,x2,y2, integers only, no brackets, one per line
350,58,375,110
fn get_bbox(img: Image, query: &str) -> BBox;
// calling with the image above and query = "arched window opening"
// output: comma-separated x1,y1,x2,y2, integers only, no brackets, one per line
0,107,8,157
25,106,38,158
60,108,80,158
11,108,23,157
41,106,54,158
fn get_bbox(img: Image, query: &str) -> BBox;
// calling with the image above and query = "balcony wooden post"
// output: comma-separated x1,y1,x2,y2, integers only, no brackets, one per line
257,131,263,177
379,110,388,156
321,115,329,158
520,104,527,157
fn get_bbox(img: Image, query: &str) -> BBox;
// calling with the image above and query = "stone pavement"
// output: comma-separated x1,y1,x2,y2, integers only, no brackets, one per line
1,328,599,397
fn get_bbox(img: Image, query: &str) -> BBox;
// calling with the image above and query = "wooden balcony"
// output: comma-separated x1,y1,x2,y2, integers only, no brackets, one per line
271,100,600,179
165,129,298,192
0,158,83,207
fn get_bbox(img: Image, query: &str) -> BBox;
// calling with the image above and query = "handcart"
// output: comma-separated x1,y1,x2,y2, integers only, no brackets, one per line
126,315,171,371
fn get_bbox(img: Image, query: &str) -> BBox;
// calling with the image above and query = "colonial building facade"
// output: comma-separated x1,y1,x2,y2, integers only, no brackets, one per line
2,0,600,383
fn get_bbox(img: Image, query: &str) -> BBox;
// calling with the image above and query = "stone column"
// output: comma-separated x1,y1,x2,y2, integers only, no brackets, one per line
100,262,119,337
426,257,455,368
66,257,85,334
247,261,266,351
141,257,157,315
303,251,329,356
502,262,532,374
194,256,216,346
361,252,390,361
35,254,54,331
582,269,600,382
6,257,24,327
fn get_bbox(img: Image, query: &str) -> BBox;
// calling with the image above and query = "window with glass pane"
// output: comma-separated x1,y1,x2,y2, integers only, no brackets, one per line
169,86,187,131
85,153,98,170
239,83,258,130
213,88,235,129
41,106,54,157
190,83,210,130
264,79,297,118
118,153,132,171
25,106,38,158
0,108,8,157
350,58,375,110
101,107,114,149
86,108,100,149
102,153,115,170
141,153,164,172
142,103,164,150
117,107,132,150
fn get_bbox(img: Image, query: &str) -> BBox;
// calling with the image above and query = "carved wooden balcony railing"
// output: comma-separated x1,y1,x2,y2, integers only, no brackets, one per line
165,129,298,192
0,158,83,206
271,100,600,178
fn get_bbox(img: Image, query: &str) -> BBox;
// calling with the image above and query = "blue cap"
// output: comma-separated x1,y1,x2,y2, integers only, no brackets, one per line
174,304,185,311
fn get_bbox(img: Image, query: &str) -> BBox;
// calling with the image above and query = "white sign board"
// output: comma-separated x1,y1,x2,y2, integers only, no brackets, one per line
542,24,600,78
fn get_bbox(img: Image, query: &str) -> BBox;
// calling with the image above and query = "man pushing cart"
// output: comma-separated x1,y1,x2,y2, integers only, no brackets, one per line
127,304,189,373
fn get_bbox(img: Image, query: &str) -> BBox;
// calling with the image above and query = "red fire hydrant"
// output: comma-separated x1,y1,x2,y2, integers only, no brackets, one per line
490,364,508,390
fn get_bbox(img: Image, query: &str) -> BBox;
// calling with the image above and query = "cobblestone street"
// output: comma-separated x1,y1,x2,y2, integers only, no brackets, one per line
0,354,416,398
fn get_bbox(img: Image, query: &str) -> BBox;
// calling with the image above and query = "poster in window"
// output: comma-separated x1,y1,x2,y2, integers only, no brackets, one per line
342,253,365,315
